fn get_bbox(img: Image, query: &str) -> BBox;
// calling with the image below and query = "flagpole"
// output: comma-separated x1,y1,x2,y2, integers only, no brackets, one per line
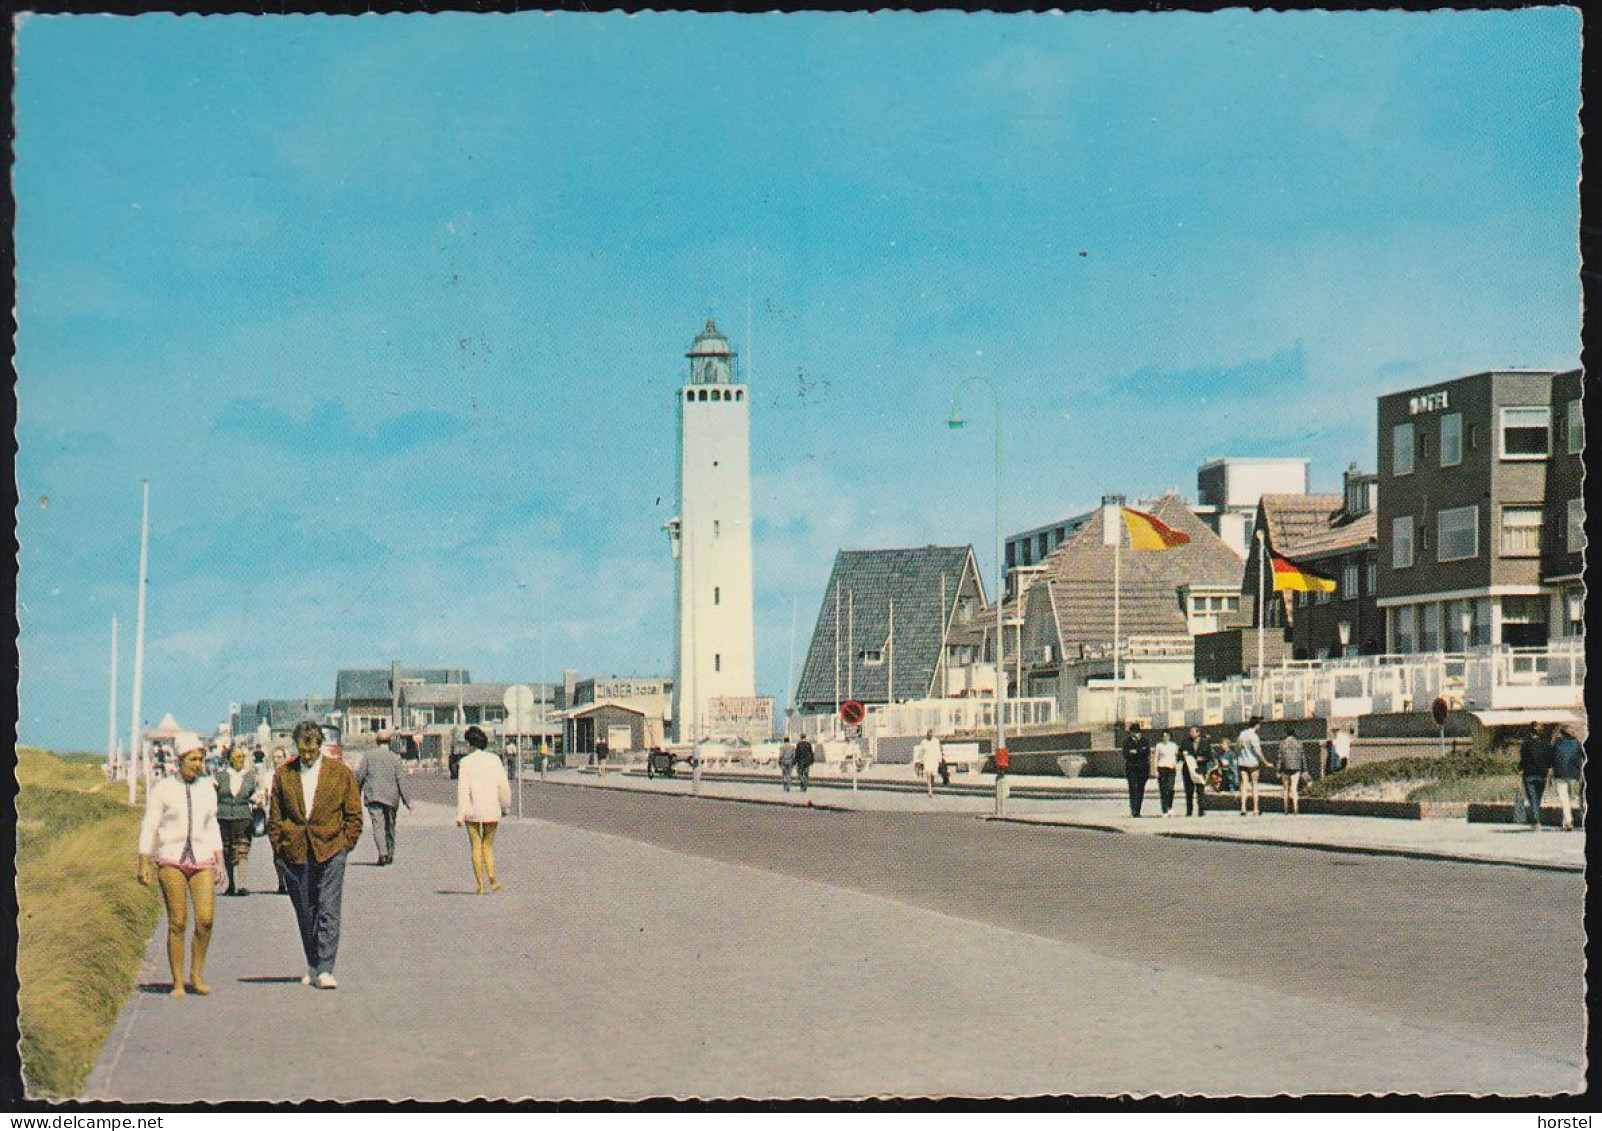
887,598,895,703
847,588,855,702
834,581,842,721
107,615,118,780
1113,514,1122,725
128,480,149,804
1256,527,1267,707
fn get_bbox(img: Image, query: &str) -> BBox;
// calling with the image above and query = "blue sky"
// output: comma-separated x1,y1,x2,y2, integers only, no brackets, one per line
15,10,1581,749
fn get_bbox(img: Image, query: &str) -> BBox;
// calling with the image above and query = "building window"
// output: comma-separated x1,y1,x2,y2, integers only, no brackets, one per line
713,520,720,537
1342,563,1359,599
1499,506,1543,557
1440,412,1463,467
735,389,744,402
1420,602,1441,652
1392,422,1415,476
1366,561,1376,594
1392,516,1414,568
1568,497,1586,554
714,654,721,673
1005,543,1017,569
858,649,884,666
1567,398,1583,454
1225,596,1240,612
1500,406,1550,459
1437,505,1479,562
713,586,721,605
1393,604,1417,653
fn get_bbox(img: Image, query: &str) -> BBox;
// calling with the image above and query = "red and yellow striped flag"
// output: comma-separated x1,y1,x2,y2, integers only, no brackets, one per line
1120,507,1192,551
1270,552,1337,593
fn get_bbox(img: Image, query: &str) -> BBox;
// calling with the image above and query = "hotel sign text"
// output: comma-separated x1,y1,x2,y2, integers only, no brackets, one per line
1409,391,1450,415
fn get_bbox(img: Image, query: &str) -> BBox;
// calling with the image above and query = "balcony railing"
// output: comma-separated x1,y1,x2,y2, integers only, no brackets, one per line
1126,640,1583,730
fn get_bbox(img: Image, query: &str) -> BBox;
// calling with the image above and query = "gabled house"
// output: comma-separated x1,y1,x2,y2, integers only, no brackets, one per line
1242,470,1381,658
334,667,463,735
1018,494,1244,720
794,545,986,717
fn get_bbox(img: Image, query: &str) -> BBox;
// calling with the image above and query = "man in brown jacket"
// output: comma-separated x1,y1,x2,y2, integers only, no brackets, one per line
269,719,363,989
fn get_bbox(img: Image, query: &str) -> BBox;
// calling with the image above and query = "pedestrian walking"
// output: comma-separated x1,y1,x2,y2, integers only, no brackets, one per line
213,746,258,896
915,730,943,796
138,737,224,996
1517,724,1553,830
358,733,411,865
1550,724,1584,831
1153,730,1180,816
456,725,512,894
266,746,292,893
1178,726,1208,817
1325,726,1352,776
1122,721,1153,817
793,733,815,792
778,735,796,792
1236,718,1265,816
1277,730,1306,815
268,720,363,989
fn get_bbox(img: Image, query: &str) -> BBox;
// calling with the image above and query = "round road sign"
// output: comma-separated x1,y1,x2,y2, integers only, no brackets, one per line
840,699,865,726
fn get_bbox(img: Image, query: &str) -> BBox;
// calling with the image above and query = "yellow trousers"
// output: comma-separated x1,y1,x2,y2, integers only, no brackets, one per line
465,821,501,892
156,865,214,993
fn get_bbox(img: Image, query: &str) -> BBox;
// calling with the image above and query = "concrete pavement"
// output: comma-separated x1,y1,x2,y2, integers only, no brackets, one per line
547,765,1587,872
86,791,1583,1100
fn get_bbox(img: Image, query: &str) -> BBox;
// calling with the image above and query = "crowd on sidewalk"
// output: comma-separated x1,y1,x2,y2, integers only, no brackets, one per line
135,721,512,999
1119,718,1352,820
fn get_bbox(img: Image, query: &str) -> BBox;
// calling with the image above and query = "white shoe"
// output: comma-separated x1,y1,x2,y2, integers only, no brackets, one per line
316,972,338,990
302,970,313,986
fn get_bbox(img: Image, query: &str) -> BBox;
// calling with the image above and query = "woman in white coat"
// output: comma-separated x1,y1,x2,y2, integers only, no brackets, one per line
137,736,225,996
456,726,512,894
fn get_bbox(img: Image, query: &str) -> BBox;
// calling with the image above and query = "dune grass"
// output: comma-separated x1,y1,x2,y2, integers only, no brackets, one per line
1305,745,1520,802
15,747,159,1098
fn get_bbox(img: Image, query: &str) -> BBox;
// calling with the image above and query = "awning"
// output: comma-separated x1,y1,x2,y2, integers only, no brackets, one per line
1470,708,1586,730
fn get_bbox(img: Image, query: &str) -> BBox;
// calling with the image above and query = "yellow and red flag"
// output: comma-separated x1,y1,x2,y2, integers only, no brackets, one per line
1120,507,1191,551
1270,552,1337,593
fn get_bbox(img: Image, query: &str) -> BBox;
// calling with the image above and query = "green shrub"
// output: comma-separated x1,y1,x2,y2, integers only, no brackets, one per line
15,748,157,1098
1306,748,1519,799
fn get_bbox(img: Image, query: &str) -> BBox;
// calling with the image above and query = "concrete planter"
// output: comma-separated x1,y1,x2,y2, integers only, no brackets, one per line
1056,754,1089,780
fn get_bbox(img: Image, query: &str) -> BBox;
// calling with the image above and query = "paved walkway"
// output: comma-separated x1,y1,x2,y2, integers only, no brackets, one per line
545,767,1586,872
87,798,1580,1100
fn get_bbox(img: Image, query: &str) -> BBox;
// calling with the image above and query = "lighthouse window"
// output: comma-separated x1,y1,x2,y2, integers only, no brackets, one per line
714,654,722,673
714,586,721,605
713,520,720,537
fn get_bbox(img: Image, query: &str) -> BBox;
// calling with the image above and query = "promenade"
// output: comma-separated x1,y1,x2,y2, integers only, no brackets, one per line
557,763,1587,872
86,769,1584,1101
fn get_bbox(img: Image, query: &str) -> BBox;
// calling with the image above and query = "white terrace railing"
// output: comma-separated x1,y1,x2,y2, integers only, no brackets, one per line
1126,639,1585,731
798,696,1058,744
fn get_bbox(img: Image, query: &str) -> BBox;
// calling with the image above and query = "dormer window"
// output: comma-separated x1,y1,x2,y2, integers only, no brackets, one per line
859,649,884,666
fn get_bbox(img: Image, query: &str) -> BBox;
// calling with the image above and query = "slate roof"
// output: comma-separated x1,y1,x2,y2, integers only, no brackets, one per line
1292,509,1378,559
1038,494,1244,649
795,545,981,710
401,683,514,709
239,697,335,733
335,668,463,704
1258,494,1344,553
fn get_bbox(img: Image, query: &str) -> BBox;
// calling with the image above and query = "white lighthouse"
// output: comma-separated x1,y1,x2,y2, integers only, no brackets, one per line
666,319,758,744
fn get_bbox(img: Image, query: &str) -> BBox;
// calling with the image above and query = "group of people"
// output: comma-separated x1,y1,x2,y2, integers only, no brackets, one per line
1121,718,1348,819
136,720,513,997
1518,722,1585,831
777,734,816,791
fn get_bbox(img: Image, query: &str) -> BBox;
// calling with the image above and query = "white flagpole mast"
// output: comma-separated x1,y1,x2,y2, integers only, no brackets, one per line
785,593,798,733
1113,519,1122,725
887,598,895,703
128,480,149,803
107,615,118,780
834,582,842,721
1257,527,1268,707
847,588,855,702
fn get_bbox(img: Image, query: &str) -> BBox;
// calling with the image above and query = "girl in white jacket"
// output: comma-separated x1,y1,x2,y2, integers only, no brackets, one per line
456,726,512,894
137,737,224,996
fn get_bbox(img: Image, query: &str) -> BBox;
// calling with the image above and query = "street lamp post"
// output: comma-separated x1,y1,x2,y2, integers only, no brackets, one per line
947,377,1007,815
